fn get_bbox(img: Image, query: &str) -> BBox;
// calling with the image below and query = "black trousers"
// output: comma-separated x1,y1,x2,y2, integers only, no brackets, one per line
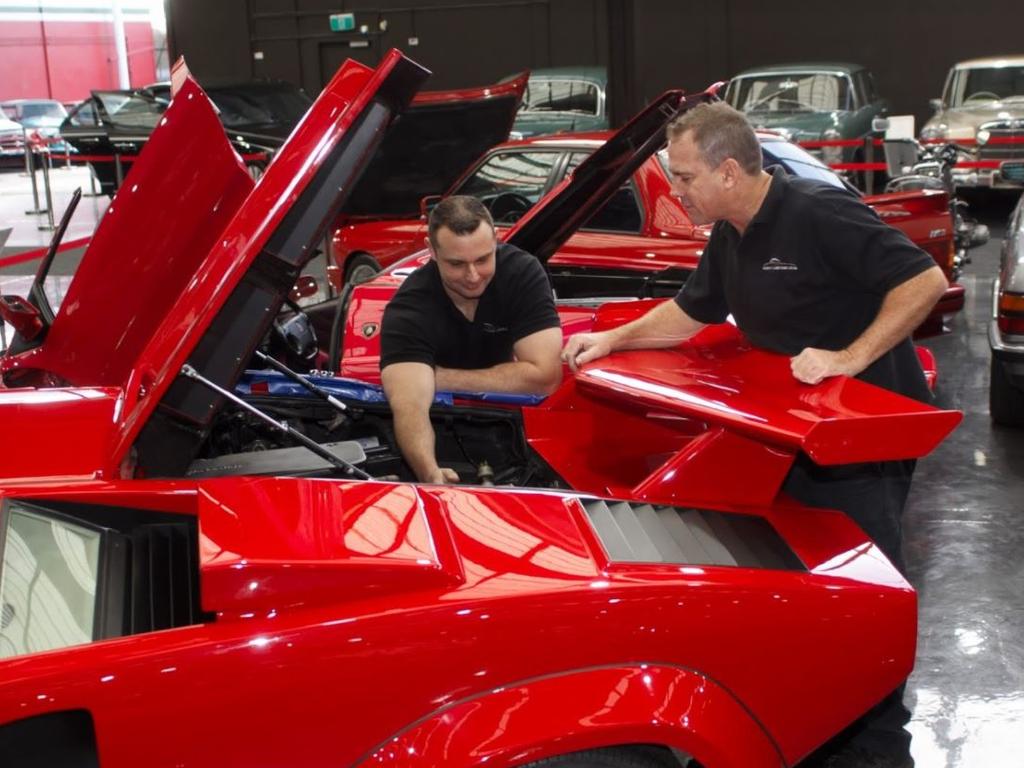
783,456,916,760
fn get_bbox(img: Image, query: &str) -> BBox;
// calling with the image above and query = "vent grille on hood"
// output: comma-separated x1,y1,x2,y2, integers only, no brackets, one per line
581,499,804,570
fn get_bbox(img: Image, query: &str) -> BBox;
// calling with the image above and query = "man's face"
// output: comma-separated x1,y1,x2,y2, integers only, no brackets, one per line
431,221,498,301
666,132,728,226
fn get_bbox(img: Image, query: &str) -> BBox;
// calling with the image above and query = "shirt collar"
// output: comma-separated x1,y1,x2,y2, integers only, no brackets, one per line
746,165,789,232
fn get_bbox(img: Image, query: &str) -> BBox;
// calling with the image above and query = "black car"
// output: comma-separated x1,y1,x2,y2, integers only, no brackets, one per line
60,81,312,195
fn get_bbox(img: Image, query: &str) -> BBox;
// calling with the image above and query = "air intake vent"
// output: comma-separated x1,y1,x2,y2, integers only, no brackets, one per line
129,524,203,633
581,499,804,570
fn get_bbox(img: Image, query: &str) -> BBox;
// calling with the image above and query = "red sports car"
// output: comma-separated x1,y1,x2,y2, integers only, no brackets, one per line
0,52,960,768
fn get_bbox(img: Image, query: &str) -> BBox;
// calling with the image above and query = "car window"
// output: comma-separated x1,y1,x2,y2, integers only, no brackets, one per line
728,73,852,113
94,91,165,130
455,150,560,224
21,102,66,121
948,66,1024,106
582,183,643,233
865,72,881,103
65,100,101,128
758,140,846,188
523,79,599,115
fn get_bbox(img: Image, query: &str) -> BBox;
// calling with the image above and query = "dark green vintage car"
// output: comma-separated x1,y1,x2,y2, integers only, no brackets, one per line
724,62,887,169
506,66,608,139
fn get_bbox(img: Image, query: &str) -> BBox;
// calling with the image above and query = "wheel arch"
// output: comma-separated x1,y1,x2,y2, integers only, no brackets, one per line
351,664,785,768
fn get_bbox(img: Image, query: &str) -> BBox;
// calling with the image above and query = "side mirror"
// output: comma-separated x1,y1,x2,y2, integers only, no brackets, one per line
928,98,944,112
872,117,890,133
419,194,442,219
288,275,319,302
0,295,44,343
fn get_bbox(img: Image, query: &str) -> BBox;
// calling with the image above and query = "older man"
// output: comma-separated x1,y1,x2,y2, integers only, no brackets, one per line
562,102,948,768
380,195,562,484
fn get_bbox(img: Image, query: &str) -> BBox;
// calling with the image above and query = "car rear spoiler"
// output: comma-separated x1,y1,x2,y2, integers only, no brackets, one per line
524,320,961,507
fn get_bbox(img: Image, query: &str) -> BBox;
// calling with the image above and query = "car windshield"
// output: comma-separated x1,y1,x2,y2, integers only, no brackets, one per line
727,73,851,113
21,102,67,120
522,79,599,115
946,65,1024,106
208,85,311,130
94,91,164,130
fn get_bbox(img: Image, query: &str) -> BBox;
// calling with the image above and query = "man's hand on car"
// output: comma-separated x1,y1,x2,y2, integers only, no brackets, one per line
561,332,613,372
790,347,860,385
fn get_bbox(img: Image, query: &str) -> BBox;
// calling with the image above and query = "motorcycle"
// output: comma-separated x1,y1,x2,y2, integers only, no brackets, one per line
874,118,989,281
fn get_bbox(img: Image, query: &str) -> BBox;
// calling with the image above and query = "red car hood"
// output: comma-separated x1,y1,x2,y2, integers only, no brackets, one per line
1,50,431,478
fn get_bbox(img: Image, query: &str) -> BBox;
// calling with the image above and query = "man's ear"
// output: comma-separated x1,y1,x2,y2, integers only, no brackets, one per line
424,236,436,259
720,158,741,188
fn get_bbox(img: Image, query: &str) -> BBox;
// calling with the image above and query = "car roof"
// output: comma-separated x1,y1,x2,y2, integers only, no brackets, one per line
733,62,865,76
528,66,607,83
952,55,1024,69
0,98,64,106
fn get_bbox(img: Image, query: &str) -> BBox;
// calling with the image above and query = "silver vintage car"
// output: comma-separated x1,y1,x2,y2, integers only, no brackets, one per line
922,56,1024,189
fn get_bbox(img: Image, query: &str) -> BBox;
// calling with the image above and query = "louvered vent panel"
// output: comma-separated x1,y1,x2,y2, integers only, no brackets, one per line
582,499,804,570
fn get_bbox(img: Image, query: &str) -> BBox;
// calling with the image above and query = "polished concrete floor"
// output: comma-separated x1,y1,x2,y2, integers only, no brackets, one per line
900,190,1024,767
1,166,1023,766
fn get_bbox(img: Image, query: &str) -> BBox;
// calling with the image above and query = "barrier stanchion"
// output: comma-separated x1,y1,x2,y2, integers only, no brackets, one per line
22,129,46,215
37,149,56,231
864,136,875,195
114,152,124,191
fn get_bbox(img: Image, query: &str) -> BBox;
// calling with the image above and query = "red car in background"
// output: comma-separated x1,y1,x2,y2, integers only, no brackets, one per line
331,129,964,334
0,52,962,768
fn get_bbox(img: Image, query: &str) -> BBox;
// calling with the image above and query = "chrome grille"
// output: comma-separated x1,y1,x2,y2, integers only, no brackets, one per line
979,120,1024,161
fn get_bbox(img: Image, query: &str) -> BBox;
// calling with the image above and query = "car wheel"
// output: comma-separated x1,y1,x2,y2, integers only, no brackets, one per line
345,253,380,286
990,355,1024,427
522,746,685,768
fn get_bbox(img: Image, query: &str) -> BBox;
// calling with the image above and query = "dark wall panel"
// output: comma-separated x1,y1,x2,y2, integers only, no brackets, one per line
170,0,607,95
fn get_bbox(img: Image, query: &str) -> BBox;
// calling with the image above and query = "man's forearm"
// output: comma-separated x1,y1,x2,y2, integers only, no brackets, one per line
846,267,949,371
608,299,705,351
392,404,441,481
436,360,560,395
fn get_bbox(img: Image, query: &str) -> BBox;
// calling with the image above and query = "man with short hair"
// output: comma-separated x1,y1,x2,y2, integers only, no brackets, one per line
562,102,948,768
380,195,562,484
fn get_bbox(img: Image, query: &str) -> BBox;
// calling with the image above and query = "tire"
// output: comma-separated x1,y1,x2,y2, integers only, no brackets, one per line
523,746,683,768
344,253,381,286
990,355,1024,427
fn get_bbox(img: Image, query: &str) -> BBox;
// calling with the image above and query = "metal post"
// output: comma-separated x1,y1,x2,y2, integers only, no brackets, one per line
37,150,56,231
23,129,46,215
865,136,875,196
114,152,124,191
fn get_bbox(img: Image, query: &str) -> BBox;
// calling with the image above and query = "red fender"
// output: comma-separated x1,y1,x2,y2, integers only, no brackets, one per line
352,664,785,768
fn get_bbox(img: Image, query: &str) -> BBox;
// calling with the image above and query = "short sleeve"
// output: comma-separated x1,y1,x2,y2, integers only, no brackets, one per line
380,296,436,370
508,256,561,342
675,224,730,324
812,188,938,293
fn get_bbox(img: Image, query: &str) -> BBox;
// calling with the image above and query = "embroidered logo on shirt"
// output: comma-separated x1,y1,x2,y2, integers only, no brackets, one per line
482,323,509,333
762,257,798,272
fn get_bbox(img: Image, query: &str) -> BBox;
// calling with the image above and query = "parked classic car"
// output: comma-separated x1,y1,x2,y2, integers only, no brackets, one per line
0,108,24,165
723,63,887,170
60,80,314,195
922,56,1024,189
0,99,69,153
506,66,608,139
990,191,1024,426
331,130,964,333
0,51,960,768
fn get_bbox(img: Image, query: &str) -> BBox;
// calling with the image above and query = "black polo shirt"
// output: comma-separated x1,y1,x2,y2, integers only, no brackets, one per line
676,167,937,402
380,243,560,371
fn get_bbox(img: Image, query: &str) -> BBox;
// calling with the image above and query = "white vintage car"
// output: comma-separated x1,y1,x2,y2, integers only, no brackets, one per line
922,55,1024,189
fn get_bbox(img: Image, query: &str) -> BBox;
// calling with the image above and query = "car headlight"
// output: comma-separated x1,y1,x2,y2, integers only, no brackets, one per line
821,128,843,166
921,123,948,141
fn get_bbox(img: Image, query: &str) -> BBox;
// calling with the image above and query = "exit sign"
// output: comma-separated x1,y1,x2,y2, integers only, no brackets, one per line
329,13,355,32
